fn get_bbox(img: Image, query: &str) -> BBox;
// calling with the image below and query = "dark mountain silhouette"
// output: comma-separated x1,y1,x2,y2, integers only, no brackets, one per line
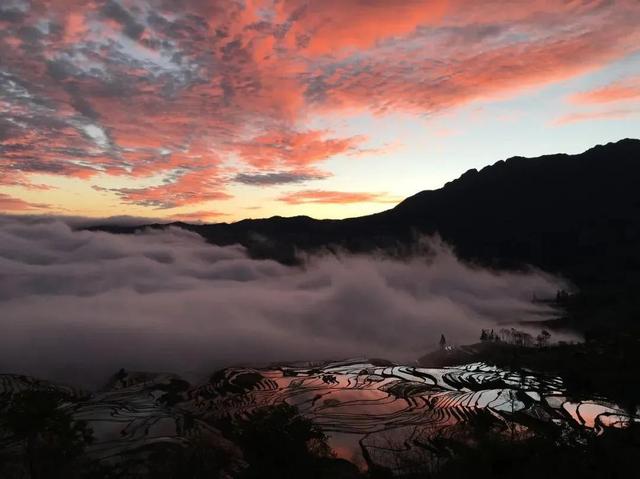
91,138,640,328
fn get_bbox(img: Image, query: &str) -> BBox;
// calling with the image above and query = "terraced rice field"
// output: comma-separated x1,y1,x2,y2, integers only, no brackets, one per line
1,360,637,473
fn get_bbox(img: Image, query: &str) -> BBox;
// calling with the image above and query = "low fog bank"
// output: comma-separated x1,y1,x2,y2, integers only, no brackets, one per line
0,215,567,387
1,213,170,228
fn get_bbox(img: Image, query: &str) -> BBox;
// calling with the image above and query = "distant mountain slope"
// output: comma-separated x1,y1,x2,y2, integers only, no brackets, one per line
93,139,640,285
384,138,640,284
92,139,640,281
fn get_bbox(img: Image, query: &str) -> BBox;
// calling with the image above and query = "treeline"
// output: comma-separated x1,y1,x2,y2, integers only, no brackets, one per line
479,328,552,348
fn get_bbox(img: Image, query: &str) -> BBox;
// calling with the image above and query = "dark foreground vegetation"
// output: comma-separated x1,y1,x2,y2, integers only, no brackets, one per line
0,395,354,479
429,425,639,479
1,393,638,479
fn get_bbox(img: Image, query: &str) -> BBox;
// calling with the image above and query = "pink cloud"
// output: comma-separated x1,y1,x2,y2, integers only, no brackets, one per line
107,167,232,209
277,190,397,205
276,0,449,55
317,22,640,115
231,130,367,169
1,0,638,212
0,194,50,212
553,108,639,125
570,75,640,104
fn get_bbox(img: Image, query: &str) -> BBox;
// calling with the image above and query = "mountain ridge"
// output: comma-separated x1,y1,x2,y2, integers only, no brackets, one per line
90,138,640,295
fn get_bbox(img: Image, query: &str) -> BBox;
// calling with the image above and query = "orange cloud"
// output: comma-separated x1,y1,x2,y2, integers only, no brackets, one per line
553,108,639,125
443,0,610,26
0,194,50,212
277,190,396,205
231,130,367,168
318,21,640,115
64,12,88,43
108,167,231,209
570,75,640,104
1,0,639,215
277,0,449,55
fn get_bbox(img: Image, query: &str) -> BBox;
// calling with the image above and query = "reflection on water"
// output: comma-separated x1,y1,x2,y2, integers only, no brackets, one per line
188,360,638,468
1,360,638,472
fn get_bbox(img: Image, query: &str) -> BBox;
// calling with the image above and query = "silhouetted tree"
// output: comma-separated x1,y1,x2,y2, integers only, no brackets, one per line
536,330,551,348
2,390,93,479
556,289,570,304
498,328,511,343
231,404,340,478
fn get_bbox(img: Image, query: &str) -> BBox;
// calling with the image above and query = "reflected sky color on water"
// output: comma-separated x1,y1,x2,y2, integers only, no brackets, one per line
2,360,636,473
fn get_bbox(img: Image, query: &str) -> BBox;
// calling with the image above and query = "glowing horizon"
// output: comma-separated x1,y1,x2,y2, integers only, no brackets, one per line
1,0,639,222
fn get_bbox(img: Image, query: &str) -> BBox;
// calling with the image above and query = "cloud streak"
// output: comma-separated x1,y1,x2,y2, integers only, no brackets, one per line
0,215,565,386
569,75,640,104
0,193,50,211
553,108,640,125
277,190,397,205
233,171,329,186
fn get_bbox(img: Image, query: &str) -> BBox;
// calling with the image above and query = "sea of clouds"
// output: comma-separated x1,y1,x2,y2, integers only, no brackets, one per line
0,215,566,387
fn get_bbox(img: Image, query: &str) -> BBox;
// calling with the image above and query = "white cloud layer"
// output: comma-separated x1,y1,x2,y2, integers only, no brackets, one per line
0,215,565,387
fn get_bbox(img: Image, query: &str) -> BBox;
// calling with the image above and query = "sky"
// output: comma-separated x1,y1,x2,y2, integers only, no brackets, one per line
1,0,639,222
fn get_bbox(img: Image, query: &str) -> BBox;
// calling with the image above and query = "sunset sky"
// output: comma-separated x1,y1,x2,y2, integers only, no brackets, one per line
1,0,639,222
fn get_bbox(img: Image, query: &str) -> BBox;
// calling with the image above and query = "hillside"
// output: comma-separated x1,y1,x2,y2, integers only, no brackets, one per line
92,139,640,285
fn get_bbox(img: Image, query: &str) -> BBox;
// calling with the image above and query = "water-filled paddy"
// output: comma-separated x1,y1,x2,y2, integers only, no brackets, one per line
2,359,636,473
